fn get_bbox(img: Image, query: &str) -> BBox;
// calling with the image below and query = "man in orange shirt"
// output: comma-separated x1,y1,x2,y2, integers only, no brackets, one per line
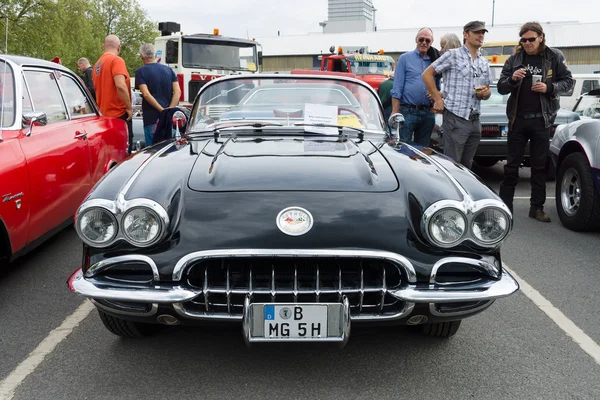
93,35,133,154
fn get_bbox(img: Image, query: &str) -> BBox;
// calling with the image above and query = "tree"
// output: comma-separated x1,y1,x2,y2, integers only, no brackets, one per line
0,0,158,76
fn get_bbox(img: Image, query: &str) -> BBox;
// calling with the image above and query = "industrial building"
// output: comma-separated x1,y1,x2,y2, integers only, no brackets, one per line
256,1,600,73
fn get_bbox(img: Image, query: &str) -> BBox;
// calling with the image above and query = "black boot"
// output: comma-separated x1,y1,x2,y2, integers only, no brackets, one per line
529,207,551,222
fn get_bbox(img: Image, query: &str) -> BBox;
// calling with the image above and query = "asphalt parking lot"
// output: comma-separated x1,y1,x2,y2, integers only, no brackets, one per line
0,162,599,400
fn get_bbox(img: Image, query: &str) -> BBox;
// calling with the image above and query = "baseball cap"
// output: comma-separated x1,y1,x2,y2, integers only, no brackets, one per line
463,21,488,33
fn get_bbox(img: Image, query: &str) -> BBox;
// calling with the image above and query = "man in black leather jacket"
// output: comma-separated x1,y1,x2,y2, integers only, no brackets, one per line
497,21,573,222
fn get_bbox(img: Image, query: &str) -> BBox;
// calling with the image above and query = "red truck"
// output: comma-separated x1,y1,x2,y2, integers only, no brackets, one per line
294,51,395,91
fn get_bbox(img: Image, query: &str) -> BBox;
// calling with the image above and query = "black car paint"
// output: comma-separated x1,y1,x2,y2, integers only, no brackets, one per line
82,134,503,284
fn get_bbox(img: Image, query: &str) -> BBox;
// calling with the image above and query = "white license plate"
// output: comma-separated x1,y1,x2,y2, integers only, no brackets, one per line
263,304,328,339
501,126,508,136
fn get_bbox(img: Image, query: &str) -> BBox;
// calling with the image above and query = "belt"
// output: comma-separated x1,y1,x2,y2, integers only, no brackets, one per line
520,112,544,119
401,103,430,111
468,113,480,121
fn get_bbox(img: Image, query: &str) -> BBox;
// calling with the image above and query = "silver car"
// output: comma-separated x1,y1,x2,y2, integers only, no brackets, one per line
550,88,600,231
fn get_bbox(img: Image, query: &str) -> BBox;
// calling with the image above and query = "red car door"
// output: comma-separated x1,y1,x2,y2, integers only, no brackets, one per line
19,69,92,243
55,72,128,182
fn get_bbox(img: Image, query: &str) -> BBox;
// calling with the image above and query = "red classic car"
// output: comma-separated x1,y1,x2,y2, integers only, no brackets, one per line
0,55,128,265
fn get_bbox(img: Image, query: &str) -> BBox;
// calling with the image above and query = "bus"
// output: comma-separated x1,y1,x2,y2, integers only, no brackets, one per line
481,41,518,64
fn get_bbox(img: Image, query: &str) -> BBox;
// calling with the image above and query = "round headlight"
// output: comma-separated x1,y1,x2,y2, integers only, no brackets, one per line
122,207,162,246
429,209,467,246
472,208,509,244
78,207,118,246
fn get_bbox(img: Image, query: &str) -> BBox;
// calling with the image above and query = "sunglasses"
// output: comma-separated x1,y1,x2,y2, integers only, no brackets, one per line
520,37,539,43
418,37,432,44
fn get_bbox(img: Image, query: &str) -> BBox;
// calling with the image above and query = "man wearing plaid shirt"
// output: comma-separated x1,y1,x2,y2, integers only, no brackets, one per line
422,21,493,169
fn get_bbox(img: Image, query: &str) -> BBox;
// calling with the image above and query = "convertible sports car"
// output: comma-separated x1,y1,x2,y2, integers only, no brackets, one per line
550,89,600,231
67,75,519,345
0,55,128,265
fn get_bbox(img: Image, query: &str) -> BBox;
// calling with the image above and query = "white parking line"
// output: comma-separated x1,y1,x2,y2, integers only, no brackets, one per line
514,197,556,200
0,301,94,400
504,264,600,365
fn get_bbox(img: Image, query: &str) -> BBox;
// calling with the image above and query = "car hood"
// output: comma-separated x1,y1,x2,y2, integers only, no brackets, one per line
188,136,398,192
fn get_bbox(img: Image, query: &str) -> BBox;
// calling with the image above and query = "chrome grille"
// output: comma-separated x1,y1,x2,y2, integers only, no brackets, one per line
180,257,406,319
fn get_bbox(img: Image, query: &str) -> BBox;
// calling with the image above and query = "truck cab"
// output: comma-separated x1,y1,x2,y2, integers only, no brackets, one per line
154,22,262,117
318,50,394,91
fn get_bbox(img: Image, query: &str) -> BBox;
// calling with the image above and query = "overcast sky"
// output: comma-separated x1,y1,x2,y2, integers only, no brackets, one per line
138,0,599,39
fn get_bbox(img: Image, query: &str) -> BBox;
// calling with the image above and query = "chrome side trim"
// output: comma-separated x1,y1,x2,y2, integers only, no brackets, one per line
171,249,417,283
428,300,494,317
390,269,519,303
85,255,160,281
430,256,501,285
403,142,468,197
119,142,175,198
68,268,199,303
91,299,159,317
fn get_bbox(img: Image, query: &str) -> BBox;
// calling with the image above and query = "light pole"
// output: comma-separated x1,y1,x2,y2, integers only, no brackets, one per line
492,0,495,27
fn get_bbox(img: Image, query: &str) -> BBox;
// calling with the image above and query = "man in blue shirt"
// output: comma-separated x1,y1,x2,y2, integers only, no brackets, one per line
135,43,181,146
390,27,440,146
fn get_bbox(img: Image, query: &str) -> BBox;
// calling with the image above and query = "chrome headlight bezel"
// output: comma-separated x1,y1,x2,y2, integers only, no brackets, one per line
75,201,119,247
121,204,164,247
421,198,512,249
75,197,170,248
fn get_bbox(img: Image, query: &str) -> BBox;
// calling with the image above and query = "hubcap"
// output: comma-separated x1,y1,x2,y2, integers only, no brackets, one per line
561,168,581,217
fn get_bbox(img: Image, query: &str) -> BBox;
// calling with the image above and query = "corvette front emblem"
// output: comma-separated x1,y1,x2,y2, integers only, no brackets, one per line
276,207,313,236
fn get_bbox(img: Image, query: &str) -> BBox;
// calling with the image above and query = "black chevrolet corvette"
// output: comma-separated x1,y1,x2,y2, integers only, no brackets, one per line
68,75,519,346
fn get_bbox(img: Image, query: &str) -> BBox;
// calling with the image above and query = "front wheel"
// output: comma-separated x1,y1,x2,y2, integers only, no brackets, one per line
555,152,600,231
421,320,462,338
98,310,160,338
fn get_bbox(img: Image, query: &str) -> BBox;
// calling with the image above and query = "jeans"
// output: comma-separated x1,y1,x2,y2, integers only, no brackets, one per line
399,106,435,147
143,124,156,147
499,116,550,212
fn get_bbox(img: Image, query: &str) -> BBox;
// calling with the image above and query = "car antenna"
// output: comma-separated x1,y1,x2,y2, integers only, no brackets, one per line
0,17,8,142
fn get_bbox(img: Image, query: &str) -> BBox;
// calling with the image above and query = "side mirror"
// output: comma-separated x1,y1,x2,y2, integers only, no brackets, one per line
22,111,47,136
165,40,178,64
258,50,263,66
172,110,187,140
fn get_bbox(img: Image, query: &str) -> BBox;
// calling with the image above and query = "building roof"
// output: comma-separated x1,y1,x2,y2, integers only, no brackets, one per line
256,21,600,56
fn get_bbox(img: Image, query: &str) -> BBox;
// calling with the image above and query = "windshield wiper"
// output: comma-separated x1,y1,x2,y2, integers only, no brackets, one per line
187,121,365,141
187,122,284,139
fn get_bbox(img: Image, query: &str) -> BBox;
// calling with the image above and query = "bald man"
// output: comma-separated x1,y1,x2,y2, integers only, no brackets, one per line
389,27,440,146
93,35,134,154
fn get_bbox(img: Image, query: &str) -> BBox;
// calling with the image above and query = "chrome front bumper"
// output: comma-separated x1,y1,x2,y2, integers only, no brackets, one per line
68,264,519,306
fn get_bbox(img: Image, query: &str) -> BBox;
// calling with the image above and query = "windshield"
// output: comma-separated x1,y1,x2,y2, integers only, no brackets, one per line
481,46,503,56
574,95,600,117
182,39,257,71
0,60,16,128
482,86,509,107
349,60,393,76
189,76,386,132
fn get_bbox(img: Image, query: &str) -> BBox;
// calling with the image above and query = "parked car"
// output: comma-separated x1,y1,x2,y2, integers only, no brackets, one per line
550,89,600,231
67,74,519,345
431,85,580,175
0,55,129,265
558,73,600,111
